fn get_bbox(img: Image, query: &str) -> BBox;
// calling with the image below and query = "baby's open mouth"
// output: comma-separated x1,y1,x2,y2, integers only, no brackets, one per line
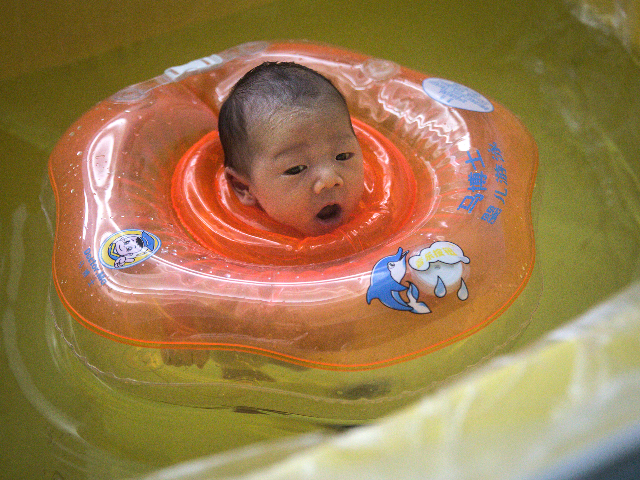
316,203,342,222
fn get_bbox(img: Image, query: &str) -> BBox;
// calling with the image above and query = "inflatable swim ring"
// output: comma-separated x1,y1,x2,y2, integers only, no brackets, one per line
48,41,538,418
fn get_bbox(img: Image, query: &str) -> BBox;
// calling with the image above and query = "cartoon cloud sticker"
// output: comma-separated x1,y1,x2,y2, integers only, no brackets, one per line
408,241,470,300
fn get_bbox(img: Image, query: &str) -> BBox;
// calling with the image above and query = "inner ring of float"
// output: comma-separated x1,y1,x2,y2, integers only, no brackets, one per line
171,108,471,271
172,118,427,266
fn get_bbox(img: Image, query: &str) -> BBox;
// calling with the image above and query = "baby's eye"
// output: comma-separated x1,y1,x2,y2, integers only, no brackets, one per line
283,165,307,175
335,152,354,161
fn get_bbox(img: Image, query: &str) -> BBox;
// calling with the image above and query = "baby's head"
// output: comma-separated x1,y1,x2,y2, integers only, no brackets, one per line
218,62,364,237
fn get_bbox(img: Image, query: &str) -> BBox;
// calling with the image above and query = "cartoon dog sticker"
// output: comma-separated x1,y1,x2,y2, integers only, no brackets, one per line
99,229,161,269
366,247,430,314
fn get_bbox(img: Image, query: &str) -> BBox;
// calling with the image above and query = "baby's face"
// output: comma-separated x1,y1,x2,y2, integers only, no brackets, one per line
242,103,364,236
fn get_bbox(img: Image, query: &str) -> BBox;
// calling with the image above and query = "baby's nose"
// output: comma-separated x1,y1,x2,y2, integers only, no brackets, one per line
313,168,343,194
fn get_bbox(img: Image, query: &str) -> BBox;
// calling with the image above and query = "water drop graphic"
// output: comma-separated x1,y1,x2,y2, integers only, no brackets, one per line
434,276,447,298
457,278,469,301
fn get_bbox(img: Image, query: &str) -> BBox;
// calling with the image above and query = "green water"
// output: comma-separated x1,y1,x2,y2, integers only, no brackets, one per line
2,0,640,478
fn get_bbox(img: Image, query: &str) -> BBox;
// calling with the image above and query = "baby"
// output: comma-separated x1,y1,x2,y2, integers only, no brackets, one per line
218,62,364,237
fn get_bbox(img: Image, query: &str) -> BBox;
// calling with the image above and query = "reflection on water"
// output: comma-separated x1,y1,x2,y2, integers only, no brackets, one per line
1,0,640,478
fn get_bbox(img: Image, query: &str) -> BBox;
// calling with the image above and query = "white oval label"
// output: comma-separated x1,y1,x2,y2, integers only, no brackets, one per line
422,78,494,113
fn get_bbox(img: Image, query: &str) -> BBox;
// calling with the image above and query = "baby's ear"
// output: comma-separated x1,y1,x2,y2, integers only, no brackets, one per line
224,167,257,206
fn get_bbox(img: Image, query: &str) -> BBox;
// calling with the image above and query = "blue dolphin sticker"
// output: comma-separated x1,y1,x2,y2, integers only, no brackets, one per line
366,247,430,314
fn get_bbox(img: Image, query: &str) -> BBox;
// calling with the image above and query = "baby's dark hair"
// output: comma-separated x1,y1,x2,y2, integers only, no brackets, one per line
218,62,350,176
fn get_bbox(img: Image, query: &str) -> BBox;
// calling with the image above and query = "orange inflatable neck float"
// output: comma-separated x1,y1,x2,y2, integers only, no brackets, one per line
49,41,537,415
